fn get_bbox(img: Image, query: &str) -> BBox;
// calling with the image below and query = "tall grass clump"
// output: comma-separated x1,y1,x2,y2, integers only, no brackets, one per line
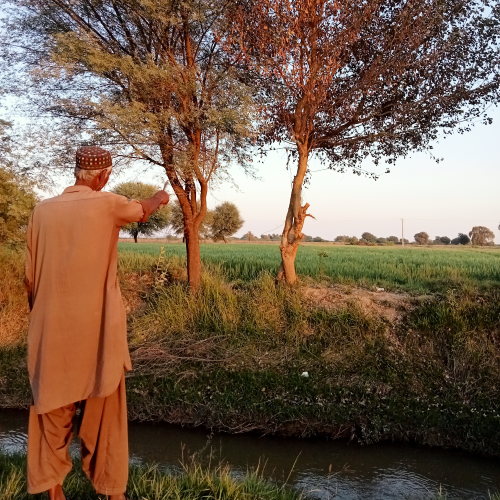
0,247,29,347
0,451,305,500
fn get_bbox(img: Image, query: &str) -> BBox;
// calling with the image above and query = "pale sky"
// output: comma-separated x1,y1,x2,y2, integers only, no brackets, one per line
111,107,500,243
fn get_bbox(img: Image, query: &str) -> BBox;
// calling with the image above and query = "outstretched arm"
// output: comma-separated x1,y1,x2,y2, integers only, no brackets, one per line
138,191,170,222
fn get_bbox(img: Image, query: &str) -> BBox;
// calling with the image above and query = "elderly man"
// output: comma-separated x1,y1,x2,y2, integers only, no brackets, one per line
24,146,169,500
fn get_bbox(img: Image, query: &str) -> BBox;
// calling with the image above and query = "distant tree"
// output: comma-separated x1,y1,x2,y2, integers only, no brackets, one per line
0,168,38,245
261,234,271,241
387,236,399,243
346,236,359,245
210,202,244,243
242,231,257,241
334,235,347,242
433,236,451,245
414,232,430,245
269,233,281,241
113,182,171,243
451,233,471,245
313,236,326,242
376,237,387,244
469,226,495,246
361,232,377,243
400,238,409,245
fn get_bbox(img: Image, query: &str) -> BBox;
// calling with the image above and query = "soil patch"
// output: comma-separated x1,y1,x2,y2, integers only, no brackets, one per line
301,285,411,323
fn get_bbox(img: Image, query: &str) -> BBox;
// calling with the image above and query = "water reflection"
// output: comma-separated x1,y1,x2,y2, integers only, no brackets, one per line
1,409,499,499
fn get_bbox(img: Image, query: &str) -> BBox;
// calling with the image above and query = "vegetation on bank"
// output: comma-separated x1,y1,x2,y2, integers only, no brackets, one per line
0,452,303,500
1,246,500,456
2,452,498,500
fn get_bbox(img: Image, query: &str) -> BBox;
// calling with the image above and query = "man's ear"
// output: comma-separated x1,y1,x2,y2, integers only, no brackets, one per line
98,169,111,188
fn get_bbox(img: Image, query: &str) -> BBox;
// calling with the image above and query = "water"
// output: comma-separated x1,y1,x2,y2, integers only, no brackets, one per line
1,409,499,499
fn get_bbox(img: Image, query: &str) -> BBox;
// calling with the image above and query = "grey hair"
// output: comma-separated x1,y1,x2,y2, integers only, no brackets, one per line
74,165,112,181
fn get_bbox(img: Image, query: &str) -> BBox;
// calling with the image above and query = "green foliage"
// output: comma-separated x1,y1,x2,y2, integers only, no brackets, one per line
361,232,377,243
434,236,451,245
2,247,500,456
211,202,244,242
452,233,471,245
112,182,170,242
169,200,214,239
118,243,500,294
0,168,38,245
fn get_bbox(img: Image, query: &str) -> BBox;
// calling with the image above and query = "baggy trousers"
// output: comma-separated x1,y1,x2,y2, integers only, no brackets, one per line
27,373,128,495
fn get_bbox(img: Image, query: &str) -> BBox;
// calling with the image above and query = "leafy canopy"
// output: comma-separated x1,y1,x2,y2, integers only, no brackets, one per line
211,202,244,242
112,182,170,241
0,168,38,245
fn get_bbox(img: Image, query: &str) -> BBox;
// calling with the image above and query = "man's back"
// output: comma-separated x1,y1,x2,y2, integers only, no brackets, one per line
25,186,144,414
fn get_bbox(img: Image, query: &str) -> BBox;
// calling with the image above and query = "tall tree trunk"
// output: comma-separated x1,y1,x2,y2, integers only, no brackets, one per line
134,231,138,243
278,145,311,284
184,225,202,290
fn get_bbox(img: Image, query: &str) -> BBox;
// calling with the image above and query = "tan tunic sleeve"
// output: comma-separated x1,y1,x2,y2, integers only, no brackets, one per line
113,195,146,226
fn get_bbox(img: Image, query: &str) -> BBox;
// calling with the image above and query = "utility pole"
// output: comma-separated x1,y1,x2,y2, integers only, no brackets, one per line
401,219,404,247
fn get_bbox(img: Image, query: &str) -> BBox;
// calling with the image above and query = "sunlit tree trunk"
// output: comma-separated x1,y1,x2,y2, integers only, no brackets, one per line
278,144,311,284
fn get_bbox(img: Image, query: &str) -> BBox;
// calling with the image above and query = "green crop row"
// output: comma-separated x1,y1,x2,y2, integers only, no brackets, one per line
118,243,500,294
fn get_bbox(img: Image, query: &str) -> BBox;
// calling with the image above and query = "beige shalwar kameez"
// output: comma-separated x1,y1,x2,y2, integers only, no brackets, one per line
24,185,150,494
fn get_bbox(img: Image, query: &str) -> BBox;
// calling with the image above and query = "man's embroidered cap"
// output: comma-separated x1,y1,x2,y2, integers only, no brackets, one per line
76,146,112,170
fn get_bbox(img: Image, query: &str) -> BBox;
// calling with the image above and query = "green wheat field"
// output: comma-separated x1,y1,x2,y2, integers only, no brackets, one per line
118,243,500,294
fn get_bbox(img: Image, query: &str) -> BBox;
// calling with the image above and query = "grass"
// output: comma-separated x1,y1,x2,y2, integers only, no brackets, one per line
1,245,500,456
0,451,304,500
118,242,500,294
0,452,498,500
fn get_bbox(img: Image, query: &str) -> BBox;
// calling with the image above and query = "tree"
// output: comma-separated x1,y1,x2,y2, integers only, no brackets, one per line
261,234,271,241
6,0,255,291
0,168,38,245
346,236,358,245
242,231,257,241
440,236,451,245
211,202,244,243
414,232,430,245
170,201,213,241
376,237,387,244
469,226,495,246
112,182,170,243
451,233,471,245
361,232,377,243
387,236,399,244
334,235,348,242
228,0,500,283
313,236,326,242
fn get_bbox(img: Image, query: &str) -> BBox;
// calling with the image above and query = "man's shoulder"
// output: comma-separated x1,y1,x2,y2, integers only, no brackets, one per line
36,189,123,206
